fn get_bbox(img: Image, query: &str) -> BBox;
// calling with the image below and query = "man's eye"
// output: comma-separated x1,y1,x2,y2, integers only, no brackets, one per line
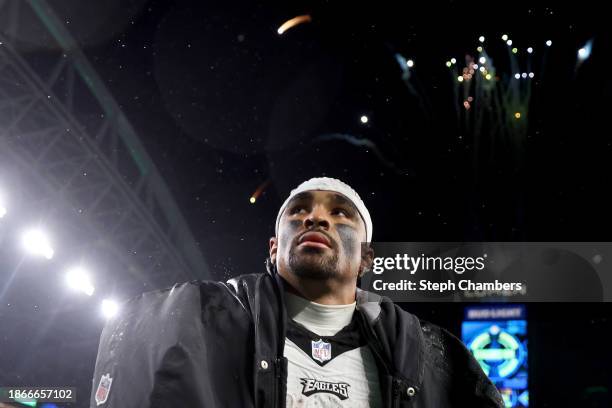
332,208,349,217
289,206,306,214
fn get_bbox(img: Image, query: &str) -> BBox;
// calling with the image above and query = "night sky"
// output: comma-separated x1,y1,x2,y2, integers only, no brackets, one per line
52,0,610,281
1,0,611,406
4,0,610,279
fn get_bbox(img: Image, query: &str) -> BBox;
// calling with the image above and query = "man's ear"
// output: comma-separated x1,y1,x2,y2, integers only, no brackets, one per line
359,244,374,277
269,237,278,264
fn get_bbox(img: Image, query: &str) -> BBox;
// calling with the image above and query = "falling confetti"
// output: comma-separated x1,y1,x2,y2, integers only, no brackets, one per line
249,180,271,204
277,15,312,35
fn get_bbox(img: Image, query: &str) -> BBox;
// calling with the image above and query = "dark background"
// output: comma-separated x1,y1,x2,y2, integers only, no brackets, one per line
74,0,612,262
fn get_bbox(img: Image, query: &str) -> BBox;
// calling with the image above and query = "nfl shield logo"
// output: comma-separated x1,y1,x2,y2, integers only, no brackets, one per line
95,373,113,406
311,339,332,363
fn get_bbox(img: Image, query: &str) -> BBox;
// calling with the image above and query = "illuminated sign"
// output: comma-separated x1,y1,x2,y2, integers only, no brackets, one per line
463,305,528,408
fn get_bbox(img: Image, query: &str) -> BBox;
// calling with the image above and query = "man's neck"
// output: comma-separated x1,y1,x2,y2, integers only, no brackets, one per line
279,272,356,305
284,292,356,336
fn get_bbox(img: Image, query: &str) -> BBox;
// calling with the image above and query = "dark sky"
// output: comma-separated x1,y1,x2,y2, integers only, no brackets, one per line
70,0,612,280
1,0,610,287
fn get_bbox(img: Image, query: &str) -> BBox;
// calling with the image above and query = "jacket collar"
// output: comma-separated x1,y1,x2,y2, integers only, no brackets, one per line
356,287,383,323
358,287,425,390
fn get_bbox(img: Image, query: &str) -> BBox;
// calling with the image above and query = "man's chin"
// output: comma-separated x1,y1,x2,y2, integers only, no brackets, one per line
288,252,337,280
291,245,331,261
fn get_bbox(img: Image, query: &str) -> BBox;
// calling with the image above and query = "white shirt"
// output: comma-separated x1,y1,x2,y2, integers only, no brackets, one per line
284,292,382,408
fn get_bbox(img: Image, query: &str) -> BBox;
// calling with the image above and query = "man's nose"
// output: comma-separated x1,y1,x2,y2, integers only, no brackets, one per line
304,206,330,230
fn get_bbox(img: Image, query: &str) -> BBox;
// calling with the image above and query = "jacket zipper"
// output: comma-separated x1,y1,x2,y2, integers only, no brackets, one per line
273,357,286,408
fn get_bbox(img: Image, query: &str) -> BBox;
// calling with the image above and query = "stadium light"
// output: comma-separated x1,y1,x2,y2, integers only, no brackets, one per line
22,229,54,259
66,267,95,296
102,299,119,319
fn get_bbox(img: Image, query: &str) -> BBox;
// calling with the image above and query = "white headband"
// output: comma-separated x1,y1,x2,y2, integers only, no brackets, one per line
275,177,373,242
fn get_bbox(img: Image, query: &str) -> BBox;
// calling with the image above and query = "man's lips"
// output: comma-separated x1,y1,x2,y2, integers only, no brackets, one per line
298,231,332,248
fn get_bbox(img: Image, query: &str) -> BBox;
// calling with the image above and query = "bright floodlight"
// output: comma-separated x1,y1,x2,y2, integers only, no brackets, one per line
502,34,508,41
527,47,533,54
66,267,95,296
22,229,54,259
479,36,485,43
102,299,119,319
506,40,513,46
479,56,486,64
529,72,535,78
578,40,592,61
360,115,368,124
450,58,457,64
514,73,521,79
407,59,414,68
546,40,552,47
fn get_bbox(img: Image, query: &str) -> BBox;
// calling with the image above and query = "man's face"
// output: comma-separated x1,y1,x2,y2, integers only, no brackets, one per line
270,190,369,283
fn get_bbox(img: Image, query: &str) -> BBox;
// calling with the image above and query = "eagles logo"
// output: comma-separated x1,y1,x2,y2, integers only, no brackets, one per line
300,378,350,400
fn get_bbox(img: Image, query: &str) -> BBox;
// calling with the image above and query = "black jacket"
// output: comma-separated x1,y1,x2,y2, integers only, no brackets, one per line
90,268,503,407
